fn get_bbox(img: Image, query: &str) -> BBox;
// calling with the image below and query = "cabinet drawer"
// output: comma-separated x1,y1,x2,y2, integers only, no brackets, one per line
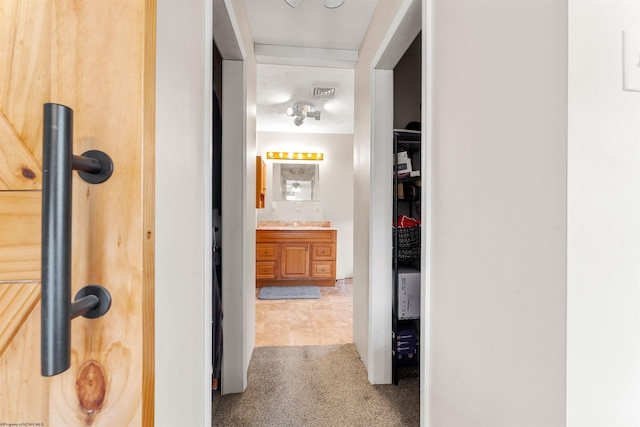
256,261,276,279
256,243,277,260
257,229,336,243
312,243,335,260
311,261,335,279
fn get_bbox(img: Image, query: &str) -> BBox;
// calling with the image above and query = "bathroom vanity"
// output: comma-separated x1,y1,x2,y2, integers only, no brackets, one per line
256,221,336,287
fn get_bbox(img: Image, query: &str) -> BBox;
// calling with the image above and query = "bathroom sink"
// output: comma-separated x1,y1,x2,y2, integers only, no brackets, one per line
257,220,333,230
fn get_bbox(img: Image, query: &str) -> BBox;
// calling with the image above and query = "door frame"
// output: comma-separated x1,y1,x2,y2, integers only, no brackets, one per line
360,0,422,386
368,2,428,423
155,0,214,424
213,0,256,395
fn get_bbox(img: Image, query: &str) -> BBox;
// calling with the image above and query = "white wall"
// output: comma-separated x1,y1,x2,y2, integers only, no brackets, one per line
158,0,640,424
567,1,640,425
256,131,354,279
428,1,568,425
155,0,212,424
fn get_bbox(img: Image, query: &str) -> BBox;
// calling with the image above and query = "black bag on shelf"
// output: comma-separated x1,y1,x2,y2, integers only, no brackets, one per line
393,224,420,262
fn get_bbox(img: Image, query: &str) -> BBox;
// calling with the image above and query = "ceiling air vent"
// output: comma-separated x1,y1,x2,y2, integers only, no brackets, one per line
313,87,335,99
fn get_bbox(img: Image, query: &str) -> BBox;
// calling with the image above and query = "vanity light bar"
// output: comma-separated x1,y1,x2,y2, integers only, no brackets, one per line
266,152,324,161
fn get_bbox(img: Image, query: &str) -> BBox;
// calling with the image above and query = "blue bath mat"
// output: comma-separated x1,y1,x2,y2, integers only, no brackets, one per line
258,286,321,300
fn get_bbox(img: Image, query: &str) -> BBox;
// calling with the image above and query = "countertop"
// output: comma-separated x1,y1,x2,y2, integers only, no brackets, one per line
257,221,336,231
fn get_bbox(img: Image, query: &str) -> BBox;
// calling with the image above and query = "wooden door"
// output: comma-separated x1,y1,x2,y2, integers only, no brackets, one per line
281,244,310,279
0,1,155,425
256,155,266,208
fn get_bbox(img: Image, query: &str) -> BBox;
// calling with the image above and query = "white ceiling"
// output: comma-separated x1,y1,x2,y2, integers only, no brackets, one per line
246,0,377,51
256,64,355,134
245,0,379,134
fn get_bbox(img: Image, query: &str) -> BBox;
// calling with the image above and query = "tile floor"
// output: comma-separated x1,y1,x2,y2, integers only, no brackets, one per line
255,278,353,347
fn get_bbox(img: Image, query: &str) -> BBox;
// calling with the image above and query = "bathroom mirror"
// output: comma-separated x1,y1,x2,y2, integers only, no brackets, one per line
272,163,319,201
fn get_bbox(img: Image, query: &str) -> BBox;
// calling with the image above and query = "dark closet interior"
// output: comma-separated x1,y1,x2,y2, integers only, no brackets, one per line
212,42,223,404
391,32,422,385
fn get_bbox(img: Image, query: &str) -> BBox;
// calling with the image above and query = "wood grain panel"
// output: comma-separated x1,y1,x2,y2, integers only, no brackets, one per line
141,1,157,425
0,282,40,358
0,2,49,422
0,0,51,166
0,112,42,190
45,1,154,425
0,192,41,281
0,0,155,425
0,299,47,422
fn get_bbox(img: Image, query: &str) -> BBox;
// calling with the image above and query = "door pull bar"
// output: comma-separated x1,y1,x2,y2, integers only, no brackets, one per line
41,103,113,377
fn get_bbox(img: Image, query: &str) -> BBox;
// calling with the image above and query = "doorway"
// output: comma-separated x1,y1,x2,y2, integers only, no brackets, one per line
212,0,423,399
212,41,223,410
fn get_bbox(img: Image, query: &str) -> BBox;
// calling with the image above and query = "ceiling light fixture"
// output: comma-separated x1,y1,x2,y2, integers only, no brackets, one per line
266,152,324,161
285,104,321,126
283,0,344,8
324,0,345,9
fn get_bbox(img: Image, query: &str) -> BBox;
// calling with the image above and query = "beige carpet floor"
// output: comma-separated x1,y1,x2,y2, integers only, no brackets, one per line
213,344,419,426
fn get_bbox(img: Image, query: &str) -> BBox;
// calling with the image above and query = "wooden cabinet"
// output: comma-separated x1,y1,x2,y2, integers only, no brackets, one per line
256,155,266,209
256,228,336,287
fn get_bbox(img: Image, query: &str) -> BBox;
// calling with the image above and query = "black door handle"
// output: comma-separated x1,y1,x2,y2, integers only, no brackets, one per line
41,103,114,377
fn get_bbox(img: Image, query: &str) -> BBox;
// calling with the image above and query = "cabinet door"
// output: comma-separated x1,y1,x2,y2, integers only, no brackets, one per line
280,244,309,279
